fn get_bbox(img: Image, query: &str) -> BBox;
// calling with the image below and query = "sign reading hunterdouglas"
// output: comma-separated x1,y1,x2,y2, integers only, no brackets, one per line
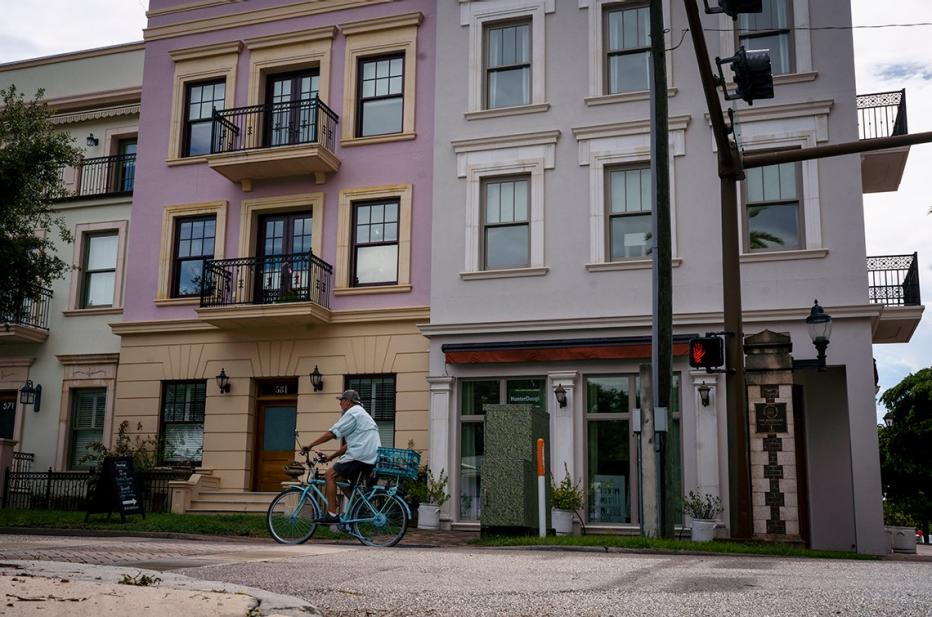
507,380,545,408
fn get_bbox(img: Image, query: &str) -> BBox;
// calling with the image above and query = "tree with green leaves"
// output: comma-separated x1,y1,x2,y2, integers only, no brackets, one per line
0,85,81,322
878,367,932,539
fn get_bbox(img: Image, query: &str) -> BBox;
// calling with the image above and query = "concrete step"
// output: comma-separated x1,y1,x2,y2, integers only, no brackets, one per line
186,500,271,514
195,491,279,504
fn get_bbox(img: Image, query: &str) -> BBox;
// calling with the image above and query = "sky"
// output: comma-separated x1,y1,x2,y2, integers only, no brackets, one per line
0,0,929,422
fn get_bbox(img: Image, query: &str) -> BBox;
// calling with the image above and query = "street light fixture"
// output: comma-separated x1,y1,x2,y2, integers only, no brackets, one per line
553,384,568,408
806,300,833,371
215,368,231,393
883,412,894,428
698,384,712,407
310,365,324,392
19,380,42,412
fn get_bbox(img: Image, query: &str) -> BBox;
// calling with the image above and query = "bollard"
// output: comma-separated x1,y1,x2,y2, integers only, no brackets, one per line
537,438,545,537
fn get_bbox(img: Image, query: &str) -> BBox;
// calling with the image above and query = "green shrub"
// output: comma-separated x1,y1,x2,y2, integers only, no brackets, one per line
551,464,584,511
884,501,917,527
682,491,723,520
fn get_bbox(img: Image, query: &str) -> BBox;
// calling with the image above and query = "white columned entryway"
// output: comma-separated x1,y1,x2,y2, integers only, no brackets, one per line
548,371,578,485
427,375,455,526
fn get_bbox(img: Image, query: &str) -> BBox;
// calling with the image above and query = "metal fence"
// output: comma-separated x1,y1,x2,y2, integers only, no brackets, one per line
58,153,136,199
867,253,921,307
200,251,334,309
857,90,908,140
12,452,34,474
2,467,192,513
1,288,52,330
211,96,338,154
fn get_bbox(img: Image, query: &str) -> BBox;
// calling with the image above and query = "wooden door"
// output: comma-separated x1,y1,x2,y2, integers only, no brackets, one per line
253,402,297,492
0,391,16,440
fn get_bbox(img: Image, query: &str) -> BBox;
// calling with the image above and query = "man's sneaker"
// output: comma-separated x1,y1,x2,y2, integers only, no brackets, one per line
316,513,340,524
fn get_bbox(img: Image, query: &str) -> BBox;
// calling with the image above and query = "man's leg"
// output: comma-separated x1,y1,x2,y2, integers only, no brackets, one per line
324,466,340,517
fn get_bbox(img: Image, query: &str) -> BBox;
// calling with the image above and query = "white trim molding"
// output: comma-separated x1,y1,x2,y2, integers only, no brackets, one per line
460,0,554,115
573,116,690,264
452,130,559,273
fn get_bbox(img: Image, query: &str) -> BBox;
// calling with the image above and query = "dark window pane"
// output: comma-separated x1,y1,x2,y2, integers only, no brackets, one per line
461,381,500,415
177,259,205,296
361,98,403,136
460,422,484,520
748,204,801,250
485,224,529,270
610,213,651,260
586,377,629,414
188,122,213,156
587,420,631,523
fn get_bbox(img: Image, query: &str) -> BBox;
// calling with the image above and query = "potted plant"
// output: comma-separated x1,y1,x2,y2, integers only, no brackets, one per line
551,464,583,535
417,468,449,530
884,502,917,554
683,490,722,542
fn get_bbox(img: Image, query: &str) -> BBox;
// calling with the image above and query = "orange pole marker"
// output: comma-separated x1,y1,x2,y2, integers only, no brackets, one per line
537,438,545,477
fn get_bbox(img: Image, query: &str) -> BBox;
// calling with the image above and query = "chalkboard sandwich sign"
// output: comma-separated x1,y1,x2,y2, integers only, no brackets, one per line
85,456,146,523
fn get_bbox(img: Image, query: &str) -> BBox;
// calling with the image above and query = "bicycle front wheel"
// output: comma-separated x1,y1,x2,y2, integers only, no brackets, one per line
267,487,320,544
351,492,408,547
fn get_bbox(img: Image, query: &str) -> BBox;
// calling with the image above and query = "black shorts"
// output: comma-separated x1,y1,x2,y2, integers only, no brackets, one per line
333,460,375,484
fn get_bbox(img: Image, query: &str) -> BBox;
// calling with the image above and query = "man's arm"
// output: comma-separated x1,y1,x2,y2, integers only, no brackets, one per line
327,442,348,462
301,430,336,453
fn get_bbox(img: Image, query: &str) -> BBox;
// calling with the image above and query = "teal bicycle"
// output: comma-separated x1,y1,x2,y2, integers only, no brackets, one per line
266,446,419,547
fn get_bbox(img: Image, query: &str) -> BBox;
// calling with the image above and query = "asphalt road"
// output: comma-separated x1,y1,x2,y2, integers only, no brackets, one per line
2,534,931,616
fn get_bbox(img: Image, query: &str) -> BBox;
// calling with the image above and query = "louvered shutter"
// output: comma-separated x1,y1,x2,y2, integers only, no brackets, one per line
70,389,106,469
346,375,395,448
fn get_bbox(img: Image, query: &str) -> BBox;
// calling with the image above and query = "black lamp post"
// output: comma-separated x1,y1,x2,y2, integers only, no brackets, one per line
883,412,894,428
19,380,41,412
216,368,231,393
806,300,833,371
310,365,324,392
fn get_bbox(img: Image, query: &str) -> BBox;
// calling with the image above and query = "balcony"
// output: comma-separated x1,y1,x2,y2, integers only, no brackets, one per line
868,253,923,343
195,252,333,327
59,153,135,199
205,97,340,191
857,90,909,193
1,288,52,344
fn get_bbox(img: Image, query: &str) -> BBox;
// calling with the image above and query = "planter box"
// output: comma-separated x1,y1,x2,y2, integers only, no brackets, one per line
691,519,717,542
552,508,573,535
418,504,440,530
889,525,917,554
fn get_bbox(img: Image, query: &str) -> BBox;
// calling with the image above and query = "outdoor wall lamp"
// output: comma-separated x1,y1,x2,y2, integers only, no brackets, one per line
310,365,324,392
805,299,833,372
19,380,41,412
697,383,711,407
215,368,231,394
883,412,894,428
86,133,99,147
553,384,567,408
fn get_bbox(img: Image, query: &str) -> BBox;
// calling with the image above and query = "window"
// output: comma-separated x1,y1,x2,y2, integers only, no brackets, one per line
160,381,206,464
604,4,650,94
184,79,225,157
585,374,681,524
69,389,106,470
81,232,119,308
115,138,137,193
737,0,793,75
606,167,651,260
484,21,531,109
459,378,545,520
266,70,320,147
744,162,802,251
346,374,396,448
172,215,216,297
482,177,530,270
357,55,404,137
352,200,399,286
256,211,313,303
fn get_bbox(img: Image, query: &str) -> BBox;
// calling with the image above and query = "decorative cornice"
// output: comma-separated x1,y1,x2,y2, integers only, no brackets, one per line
705,99,834,126
52,103,140,125
572,115,691,141
147,0,232,18
244,25,337,50
329,306,430,324
0,356,36,369
339,11,423,36
169,40,243,62
451,130,561,154
110,319,218,336
56,353,120,366
0,42,144,72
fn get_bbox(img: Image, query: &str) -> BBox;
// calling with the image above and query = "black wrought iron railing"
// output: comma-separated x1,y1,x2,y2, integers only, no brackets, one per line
59,153,136,199
200,251,333,309
867,253,921,307
12,452,34,474
2,287,52,330
210,96,338,155
857,90,908,140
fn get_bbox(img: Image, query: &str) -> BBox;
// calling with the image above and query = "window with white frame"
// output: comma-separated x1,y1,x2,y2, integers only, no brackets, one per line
482,176,531,270
606,166,651,260
743,162,803,251
485,20,531,109
81,232,119,308
604,3,650,95
736,0,794,76
69,388,106,470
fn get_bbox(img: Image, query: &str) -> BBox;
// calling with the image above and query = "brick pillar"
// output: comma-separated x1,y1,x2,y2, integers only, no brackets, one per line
744,330,801,542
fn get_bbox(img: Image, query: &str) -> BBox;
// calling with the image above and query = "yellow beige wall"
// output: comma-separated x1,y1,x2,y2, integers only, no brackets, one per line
114,319,428,489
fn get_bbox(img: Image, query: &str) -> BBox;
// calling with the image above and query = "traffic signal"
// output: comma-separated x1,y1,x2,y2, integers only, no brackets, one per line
688,337,725,370
717,47,774,105
708,0,763,19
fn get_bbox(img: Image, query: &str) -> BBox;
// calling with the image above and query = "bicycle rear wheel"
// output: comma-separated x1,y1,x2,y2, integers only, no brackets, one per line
351,492,408,547
267,487,320,544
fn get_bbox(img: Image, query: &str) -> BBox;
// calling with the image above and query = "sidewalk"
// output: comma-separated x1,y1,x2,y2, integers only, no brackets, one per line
0,560,321,617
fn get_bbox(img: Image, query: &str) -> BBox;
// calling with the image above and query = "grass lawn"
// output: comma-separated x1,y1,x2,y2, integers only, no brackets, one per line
0,509,337,540
473,534,879,560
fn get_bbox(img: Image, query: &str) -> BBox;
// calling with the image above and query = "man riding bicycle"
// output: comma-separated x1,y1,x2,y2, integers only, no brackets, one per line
300,389,381,524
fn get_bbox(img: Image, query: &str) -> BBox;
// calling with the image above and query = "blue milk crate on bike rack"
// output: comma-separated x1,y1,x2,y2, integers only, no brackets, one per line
374,447,421,480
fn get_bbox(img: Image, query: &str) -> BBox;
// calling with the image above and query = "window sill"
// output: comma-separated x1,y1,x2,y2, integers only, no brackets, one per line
585,258,683,272
165,156,208,167
154,297,201,307
584,88,678,107
464,103,550,121
340,132,416,147
333,284,412,296
739,248,829,263
62,307,123,316
459,267,549,280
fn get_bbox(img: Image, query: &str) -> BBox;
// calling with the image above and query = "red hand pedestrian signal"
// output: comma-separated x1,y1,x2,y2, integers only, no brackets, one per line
689,337,724,370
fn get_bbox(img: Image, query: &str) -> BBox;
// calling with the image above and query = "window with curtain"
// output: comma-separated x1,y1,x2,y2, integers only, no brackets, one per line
604,4,650,94
69,389,106,470
606,166,652,260
160,381,206,464
81,232,118,308
737,0,793,75
482,176,530,270
485,20,531,109
744,162,802,251
357,54,404,137
345,374,396,447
